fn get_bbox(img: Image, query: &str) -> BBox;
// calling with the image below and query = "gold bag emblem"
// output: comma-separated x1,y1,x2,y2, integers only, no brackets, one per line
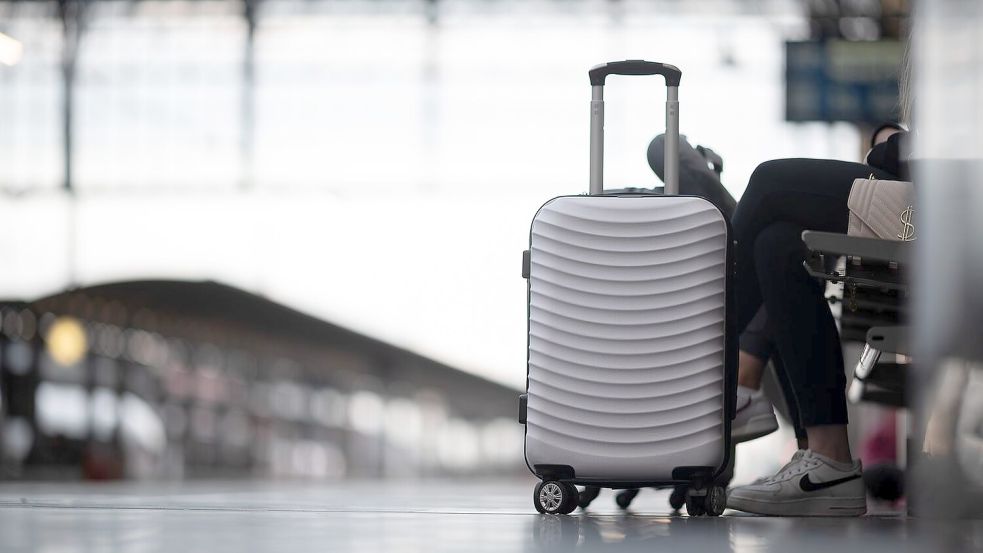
897,205,916,241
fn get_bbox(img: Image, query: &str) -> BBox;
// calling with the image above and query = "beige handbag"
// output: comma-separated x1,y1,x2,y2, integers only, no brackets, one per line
847,177,917,241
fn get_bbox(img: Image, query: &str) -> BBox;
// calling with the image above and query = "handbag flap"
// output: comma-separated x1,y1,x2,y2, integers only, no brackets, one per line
847,178,916,240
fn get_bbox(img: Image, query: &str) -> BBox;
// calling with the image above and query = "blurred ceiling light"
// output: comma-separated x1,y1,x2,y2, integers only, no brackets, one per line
46,317,88,367
0,32,23,66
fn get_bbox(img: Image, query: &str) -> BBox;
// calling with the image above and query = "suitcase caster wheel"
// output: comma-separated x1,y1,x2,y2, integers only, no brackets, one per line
533,481,547,514
535,480,578,515
578,485,601,509
669,485,687,512
615,488,639,510
562,484,580,514
685,489,706,517
704,486,726,517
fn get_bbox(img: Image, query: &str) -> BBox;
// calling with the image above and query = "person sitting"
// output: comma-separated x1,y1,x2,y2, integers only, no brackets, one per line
722,105,910,515
652,117,908,516
651,111,909,519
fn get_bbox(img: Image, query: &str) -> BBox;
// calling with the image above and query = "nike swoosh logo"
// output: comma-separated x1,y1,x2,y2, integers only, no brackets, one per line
799,473,861,492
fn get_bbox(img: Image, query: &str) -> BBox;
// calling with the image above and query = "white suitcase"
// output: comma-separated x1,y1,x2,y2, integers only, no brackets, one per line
519,61,736,516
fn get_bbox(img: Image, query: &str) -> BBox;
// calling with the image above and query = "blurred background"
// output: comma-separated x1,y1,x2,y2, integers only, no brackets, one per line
0,0,916,483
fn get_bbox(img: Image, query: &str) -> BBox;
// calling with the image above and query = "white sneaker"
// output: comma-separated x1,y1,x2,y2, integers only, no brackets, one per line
732,385,779,443
749,449,805,484
727,449,867,517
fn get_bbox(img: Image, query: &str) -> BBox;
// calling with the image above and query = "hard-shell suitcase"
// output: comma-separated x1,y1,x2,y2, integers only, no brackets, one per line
519,61,737,516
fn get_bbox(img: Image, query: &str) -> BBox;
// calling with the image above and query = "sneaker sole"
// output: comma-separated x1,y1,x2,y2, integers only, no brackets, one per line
732,413,779,444
727,494,867,517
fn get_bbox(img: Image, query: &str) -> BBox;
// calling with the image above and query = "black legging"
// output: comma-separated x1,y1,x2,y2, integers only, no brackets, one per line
740,307,808,439
732,159,896,427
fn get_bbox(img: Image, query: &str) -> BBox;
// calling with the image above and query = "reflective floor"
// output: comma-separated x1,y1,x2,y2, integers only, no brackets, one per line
0,480,980,552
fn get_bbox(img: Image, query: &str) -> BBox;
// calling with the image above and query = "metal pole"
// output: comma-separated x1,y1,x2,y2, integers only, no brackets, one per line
240,0,257,190
664,85,679,195
58,0,85,288
589,85,604,195
58,0,83,193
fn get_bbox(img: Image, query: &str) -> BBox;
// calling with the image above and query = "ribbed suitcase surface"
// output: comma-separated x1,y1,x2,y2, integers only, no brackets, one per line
525,195,728,481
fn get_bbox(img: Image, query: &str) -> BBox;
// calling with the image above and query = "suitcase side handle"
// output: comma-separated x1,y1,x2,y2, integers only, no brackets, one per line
588,60,681,197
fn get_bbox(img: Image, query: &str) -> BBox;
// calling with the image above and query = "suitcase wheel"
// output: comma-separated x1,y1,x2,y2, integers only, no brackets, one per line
685,485,726,517
705,485,727,516
615,488,640,510
684,490,705,516
669,485,687,511
534,480,578,515
577,486,601,510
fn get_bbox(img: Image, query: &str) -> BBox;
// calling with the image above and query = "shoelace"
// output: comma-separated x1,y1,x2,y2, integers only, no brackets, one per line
752,450,810,485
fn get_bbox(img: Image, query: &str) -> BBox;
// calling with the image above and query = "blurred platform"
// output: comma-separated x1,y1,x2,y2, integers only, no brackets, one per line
0,480,980,552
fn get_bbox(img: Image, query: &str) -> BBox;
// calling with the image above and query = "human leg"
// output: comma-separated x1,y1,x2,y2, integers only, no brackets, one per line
806,425,853,464
769,354,810,448
738,351,766,389
731,158,895,331
727,222,864,516
646,133,738,219
737,305,773,389
729,157,890,442
733,306,780,443
727,159,863,445
735,347,810,447
752,221,850,460
723,160,887,516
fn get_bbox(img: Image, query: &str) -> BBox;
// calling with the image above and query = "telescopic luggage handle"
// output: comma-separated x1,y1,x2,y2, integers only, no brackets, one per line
588,60,682,86
588,60,681,196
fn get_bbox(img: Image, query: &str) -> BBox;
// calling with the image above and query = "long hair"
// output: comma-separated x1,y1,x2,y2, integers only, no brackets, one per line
899,30,914,127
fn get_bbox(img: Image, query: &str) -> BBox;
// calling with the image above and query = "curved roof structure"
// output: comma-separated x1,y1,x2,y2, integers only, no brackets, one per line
17,279,518,421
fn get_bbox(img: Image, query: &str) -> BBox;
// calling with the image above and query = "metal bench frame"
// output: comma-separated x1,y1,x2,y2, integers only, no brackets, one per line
802,231,912,407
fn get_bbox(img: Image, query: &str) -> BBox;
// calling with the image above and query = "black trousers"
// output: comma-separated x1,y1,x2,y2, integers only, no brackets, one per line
739,307,808,439
732,159,896,427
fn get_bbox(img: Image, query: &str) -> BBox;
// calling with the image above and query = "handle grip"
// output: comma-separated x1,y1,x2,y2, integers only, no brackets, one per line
588,60,682,87
588,60,681,196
